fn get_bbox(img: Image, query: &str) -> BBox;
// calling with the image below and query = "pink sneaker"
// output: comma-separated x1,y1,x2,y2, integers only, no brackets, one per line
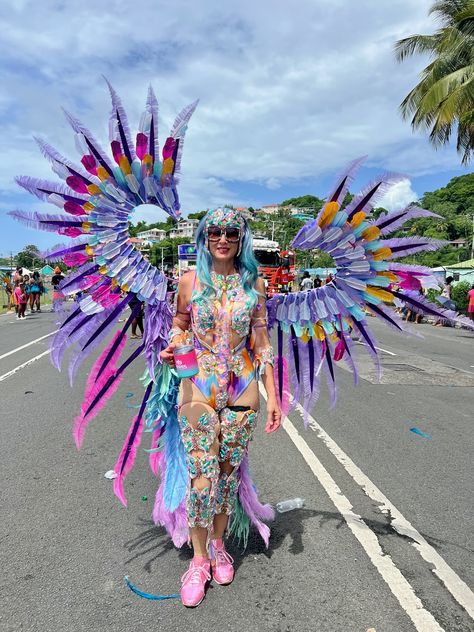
180,558,211,607
211,539,234,585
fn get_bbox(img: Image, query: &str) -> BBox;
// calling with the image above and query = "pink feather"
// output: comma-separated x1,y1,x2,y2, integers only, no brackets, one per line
73,331,127,449
63,252,89,267
113,413,145,507
148,426,163,476
274,355,290,417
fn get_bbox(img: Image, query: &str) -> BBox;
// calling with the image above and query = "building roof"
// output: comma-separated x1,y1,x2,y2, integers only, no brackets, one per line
447,258,474,269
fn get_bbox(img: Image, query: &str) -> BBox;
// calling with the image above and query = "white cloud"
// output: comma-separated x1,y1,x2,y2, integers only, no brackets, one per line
265,178,281,190
0,0,463,250
378,178,418,211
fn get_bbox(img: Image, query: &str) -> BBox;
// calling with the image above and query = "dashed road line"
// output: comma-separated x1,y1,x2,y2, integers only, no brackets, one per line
0,350,50,382
0,331,56,361
260,385,474,627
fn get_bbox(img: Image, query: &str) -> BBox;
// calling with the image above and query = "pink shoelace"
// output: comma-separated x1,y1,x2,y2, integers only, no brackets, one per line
181,563,211,586
214,548,234,567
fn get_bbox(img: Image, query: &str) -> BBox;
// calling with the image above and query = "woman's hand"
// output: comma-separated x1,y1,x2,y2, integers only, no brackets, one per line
265,397,282,433
159,343,176,368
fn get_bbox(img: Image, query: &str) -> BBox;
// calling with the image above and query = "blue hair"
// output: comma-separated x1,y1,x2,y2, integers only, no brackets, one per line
192,212,260,307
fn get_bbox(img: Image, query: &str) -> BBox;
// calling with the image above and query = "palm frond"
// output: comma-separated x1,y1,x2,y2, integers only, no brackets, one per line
394,34,439,62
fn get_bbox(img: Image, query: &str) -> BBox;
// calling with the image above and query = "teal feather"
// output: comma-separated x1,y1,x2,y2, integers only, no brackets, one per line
228,497,250,549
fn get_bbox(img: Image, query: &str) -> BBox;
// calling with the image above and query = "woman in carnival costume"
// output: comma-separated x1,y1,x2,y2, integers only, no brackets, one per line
159,206,281,605
10,82,473,607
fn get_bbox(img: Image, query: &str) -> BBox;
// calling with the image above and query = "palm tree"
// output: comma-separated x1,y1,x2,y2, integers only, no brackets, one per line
395,0,474,164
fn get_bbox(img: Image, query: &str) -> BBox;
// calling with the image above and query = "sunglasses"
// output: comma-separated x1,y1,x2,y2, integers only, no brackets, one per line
207,225,241,243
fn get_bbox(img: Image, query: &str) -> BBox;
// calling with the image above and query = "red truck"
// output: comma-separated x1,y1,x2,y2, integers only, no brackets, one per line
253,239,296,296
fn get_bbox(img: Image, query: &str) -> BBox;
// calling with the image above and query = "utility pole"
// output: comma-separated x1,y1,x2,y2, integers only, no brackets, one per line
271,221,275,241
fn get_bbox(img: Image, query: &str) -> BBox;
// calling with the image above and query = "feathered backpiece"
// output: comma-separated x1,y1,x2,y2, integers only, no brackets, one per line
9,81,198,505
267,157,473,421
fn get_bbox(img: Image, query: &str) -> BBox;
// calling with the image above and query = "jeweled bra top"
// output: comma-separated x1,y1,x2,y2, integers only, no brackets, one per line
190,271,255,339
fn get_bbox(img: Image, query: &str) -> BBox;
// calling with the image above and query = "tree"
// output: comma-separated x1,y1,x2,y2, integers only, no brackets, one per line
280,194,324,210
149,237,190,269
16,244,42,269
188,211,207,220
395,0,474,164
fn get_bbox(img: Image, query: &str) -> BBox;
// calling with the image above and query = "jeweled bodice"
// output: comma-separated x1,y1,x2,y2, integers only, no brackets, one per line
191,271,254,339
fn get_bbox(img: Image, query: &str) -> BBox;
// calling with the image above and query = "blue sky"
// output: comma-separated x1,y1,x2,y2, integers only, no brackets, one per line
0,0,470,255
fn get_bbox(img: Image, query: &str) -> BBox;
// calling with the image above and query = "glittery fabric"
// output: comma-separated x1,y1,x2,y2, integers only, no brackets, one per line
215,470,240,516
190,272,256,410
204,207,245,230
218,408,258,466
255,345,275,376
179,411,220,529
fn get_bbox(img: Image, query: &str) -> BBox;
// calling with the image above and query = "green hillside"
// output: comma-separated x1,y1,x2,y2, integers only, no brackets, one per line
126,172,474,269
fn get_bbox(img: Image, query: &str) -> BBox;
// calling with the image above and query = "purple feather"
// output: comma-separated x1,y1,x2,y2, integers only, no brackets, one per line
345,173,405,221
35,137,97,184
15,175,88,204
238,455,274,547
375,205,439,235
62,108,115,177
170,99,199,175
41,241,88,260
113,382,153,506
59,263,99,293
146,85,160,162
8,210,86,234
384,236,447,258
322,156,366,209
105,79,136,163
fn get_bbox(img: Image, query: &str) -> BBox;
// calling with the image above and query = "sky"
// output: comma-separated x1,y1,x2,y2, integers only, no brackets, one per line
0,0,471,255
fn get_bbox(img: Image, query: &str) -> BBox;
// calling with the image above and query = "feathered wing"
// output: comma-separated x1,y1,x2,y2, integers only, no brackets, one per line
10,81,198,505
268,157,473,421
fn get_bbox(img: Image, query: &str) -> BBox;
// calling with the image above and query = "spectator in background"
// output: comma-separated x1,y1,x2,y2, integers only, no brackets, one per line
129,294,144,339
51,266,65,312
14,282,28,319
314,275,322,289
468,284,474,322
13,266,23,284
325,273,334,285
434,276,454,326
3,275,14,312
23,274,31,308
29,271,44,313
300,270,313,292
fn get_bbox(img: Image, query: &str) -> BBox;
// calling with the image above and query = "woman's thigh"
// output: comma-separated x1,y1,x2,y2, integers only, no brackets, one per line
229,378,259,411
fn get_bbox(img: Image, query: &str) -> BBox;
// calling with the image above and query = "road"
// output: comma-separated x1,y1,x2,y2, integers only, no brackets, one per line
1,308,473,632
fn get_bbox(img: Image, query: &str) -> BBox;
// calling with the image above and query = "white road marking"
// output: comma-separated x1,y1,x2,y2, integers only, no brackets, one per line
295,401,474,620
0,349,50,382
260,385,474,625
0,331,56,361
356,341,397,356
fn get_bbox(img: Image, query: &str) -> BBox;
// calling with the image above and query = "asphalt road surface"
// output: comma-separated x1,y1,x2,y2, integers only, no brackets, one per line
1,307,473,632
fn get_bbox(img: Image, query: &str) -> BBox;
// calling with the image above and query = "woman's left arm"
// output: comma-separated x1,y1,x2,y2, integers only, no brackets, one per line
252,278,281,433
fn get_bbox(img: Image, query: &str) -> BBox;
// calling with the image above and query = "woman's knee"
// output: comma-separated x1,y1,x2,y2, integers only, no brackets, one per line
191,475,211,491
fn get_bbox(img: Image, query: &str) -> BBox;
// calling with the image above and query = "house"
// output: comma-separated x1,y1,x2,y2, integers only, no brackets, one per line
137,228,166,242
445,259,474,285
169,219,199,239
129,237,149,253
257,204,280,215
449,238,467,249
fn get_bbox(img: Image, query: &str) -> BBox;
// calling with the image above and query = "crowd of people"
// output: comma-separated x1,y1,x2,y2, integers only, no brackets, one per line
296,270,474,325
2,265,68,319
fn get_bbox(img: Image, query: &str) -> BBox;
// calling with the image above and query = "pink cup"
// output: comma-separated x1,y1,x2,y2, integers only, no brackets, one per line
173,344,199,378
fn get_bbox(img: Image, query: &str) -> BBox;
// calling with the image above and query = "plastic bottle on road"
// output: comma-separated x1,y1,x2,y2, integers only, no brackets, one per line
276,497,305,513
